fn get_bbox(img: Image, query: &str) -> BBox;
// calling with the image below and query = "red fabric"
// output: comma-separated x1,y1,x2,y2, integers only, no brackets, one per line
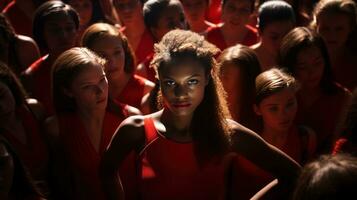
58,109,125,199
206,25,259,51
23,55,54,115
117,74,147,109
119,27,154,64
137,117,226,200
206,0,222,24
2,1,33,37
295,83,351,154
2,105,49,183
137,53,156,82
332,137,357,156
229,126,308,199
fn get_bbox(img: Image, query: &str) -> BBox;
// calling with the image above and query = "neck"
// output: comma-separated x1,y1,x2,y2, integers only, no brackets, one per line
76,107,105,125
221,23,246,45
161,108,193,137
109,74,131,98
262,125,289,147
124,19,146,37
189,20,209,33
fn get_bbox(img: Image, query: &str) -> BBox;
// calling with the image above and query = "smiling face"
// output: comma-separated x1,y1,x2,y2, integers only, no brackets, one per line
66,63,108,112
0,143,13,199
90,36,125,83
255,88,297,132
159,57,208,117
294,45,325,90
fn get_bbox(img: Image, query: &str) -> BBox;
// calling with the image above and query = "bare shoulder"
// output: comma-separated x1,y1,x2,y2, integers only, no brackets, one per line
43,115,59,138
26,98,47,122
125,105,142,116
16,35,40,51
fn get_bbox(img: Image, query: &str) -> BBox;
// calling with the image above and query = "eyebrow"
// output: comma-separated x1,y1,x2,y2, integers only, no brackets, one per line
162,74,201,79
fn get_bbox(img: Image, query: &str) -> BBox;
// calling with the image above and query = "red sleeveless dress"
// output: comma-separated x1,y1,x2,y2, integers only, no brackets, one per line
2,105,49,187
136,117,227,200
57,109,126,199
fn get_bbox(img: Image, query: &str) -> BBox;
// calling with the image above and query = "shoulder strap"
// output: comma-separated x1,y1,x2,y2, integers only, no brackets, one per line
143,117,159,146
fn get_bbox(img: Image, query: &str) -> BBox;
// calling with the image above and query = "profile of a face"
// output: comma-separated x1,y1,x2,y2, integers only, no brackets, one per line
159,57,208,117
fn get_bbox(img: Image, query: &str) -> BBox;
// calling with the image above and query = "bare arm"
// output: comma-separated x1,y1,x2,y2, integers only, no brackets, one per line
100,116,145,200
230,121,301,184
17,35,40,70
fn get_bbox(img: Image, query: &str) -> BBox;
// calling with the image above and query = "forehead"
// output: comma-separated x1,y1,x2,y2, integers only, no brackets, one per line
91,36,123,50
262,20,294,33
73,63,104,82
297,45,322,60
159,58,206,77
261,88,296,104
44,12,76,25
318,12,352,25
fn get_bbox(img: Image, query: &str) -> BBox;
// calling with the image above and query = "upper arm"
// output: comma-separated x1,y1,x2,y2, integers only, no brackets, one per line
143,79,155,96
16,35,40,69
230,123,301,181
100,116,145,175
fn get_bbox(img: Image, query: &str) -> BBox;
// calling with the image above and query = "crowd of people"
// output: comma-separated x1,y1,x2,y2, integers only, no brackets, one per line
0,0,356,199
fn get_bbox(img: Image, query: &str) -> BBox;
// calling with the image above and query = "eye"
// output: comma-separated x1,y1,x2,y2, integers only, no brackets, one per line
163,80,176,87
187,79,199,85
268,106,278,112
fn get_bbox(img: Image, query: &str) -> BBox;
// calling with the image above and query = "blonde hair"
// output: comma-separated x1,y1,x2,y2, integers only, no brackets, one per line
81,22,136,73
52,47,106,113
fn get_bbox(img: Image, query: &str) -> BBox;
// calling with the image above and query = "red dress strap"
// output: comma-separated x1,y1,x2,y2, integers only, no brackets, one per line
143,117,159,146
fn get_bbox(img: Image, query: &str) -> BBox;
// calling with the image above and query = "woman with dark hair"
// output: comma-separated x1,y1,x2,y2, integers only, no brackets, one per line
81,22,154,113
63,0,113,44
0,13,40,76
100,29,300,200
279,27,351,155
22,0,79,115
292,154,357,200
310,0,357,90
0,62,49,198
251,0,295,71
0,135,46,200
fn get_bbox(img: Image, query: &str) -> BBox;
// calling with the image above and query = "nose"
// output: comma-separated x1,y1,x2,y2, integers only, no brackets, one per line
174,84,188,98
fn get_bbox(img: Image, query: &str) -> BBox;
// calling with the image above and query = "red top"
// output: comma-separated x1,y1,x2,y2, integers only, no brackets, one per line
295,83,351,154
229,125,314,199
137,53,156,82
206,0,222,24
23,55,54,116
2,1,33,37
137,117,226,200
2,105,49,185
120,27,154,65
206,25,259,51
117,74,148,109
332,137,357,156
58,108,127,199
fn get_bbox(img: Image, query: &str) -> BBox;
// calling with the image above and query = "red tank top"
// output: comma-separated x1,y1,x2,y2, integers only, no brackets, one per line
2,105,49,184
137,117,226,200
58,110,125,199
2,1,33,37
117,74,148,109
23,55,54,115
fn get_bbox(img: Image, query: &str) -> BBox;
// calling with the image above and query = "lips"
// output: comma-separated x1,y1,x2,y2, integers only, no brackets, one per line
172,102,191,108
